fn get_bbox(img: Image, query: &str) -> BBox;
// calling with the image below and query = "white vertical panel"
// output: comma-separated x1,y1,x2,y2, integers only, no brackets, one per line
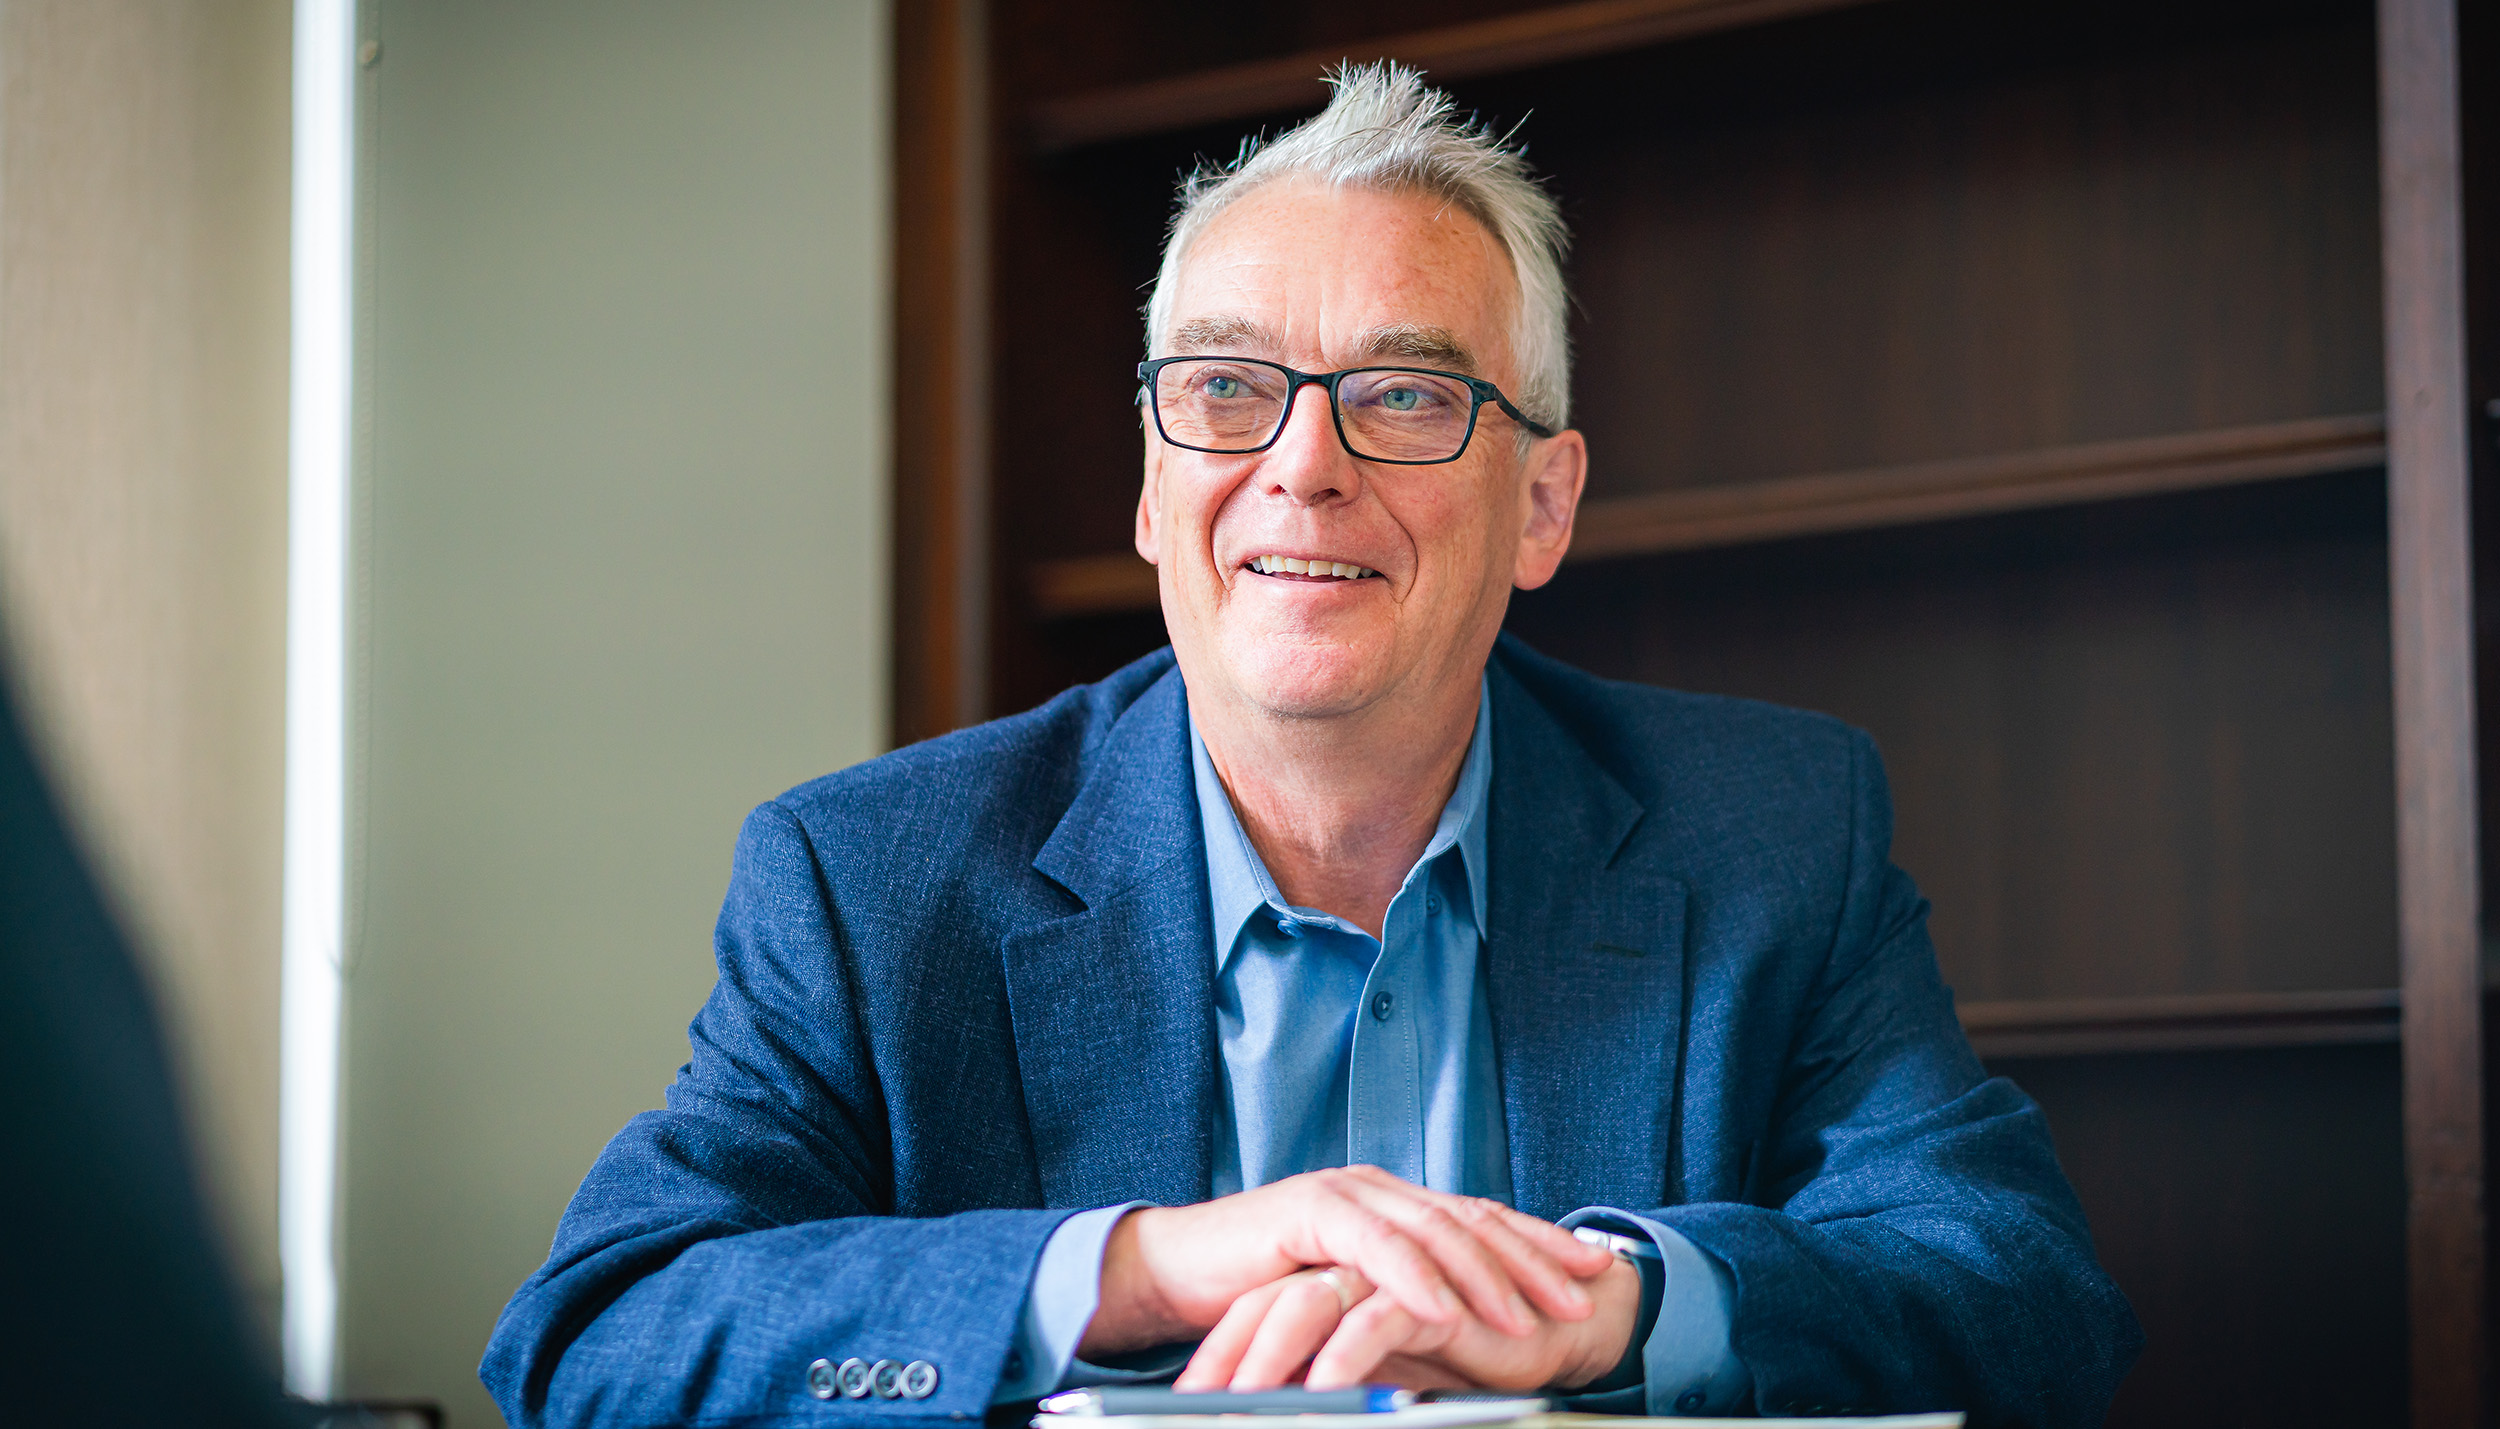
280,0,355,1399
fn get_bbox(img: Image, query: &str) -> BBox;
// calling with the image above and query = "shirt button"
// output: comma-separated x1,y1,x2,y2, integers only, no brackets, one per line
1675,1390,1706,1413
1426,894,1442,914
1275,916,1303,938
1371,990,1395,1021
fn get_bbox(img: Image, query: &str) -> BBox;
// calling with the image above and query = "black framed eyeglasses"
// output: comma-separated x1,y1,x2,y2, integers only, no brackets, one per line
1137,356,1555,465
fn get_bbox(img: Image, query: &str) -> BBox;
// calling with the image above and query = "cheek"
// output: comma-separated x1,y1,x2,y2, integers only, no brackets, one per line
1397,481,1510,579
1174,462,1251,534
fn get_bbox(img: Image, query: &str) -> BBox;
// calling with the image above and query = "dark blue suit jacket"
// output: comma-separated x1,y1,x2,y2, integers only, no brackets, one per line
482,636,2140,1428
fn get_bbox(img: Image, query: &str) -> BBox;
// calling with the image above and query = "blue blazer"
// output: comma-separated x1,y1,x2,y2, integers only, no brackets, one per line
482,636,2140,1428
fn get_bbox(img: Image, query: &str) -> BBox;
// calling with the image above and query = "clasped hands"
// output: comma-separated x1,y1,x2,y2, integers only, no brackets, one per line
1079,1166,1641,1393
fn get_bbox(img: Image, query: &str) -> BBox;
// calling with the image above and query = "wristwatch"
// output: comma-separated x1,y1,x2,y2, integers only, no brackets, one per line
1566,1226,1665,1395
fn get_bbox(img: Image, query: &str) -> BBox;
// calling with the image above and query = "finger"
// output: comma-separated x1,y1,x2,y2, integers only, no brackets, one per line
1230,1276,1356,1390
1338,1169,1609,1274
1295,1198,1467,1330
1177,1280,1291,1390
1304,1293,1422,1390
1496,1206,1617,1278
1456,1203,1599,1321
1329,1174,1528,1332
1328,1176,1538,1335
1337,1168,1606,1299
1338,1170,1610,1317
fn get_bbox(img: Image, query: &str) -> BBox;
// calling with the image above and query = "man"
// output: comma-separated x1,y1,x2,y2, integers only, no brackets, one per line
484,64,2139,1427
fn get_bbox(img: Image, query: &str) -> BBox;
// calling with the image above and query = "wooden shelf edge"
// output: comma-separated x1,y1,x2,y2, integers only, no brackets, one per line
1962,987,2402,1059
1027,413,2388,619
1031,553,1162,618
1566,412,2388,562
1027,0,1881,153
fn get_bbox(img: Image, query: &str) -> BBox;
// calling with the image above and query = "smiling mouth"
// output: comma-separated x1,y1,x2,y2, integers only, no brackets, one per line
1246,554,1378,581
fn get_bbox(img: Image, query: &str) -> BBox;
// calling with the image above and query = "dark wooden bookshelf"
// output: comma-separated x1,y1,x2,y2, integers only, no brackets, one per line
897,0,2492,1421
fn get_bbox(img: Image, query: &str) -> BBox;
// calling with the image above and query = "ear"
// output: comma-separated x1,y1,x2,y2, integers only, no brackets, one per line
1134,414,1164,564
1511,428,1587,590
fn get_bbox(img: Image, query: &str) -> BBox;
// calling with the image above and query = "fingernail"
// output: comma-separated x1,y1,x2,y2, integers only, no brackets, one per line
1563,1281,1591,1311
1509,1293,1534,1328
1436,1285,1463,1316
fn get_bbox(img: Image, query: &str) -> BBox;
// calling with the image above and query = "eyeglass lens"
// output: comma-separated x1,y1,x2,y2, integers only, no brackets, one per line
1152,359,1477,462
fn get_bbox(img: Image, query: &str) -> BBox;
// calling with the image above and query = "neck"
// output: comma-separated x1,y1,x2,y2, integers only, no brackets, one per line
1194,667,1483,939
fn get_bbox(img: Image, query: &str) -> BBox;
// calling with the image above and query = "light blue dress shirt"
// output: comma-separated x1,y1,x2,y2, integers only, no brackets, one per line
1199,680,1509,1201
992,679,1747,1415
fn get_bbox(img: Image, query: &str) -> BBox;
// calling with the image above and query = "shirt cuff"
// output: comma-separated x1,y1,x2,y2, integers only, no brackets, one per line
992,1202,1149,1403
1557,1207,1748,1417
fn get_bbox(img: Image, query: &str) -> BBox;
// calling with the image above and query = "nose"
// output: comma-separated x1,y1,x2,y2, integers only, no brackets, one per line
1258,380,1362,508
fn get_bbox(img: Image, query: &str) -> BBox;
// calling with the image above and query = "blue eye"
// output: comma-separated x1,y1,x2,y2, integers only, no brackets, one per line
1205,375,1244,399
1379,386,1421,412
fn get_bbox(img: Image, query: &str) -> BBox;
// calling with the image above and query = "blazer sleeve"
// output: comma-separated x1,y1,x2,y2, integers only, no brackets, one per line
1647,732,2143,1429
480,800,1074,1429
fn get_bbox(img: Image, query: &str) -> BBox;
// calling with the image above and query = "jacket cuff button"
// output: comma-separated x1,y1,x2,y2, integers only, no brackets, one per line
837,1357,875,1398
871,1359,906,1399
807,1359,838,1400
901,1360,940,1400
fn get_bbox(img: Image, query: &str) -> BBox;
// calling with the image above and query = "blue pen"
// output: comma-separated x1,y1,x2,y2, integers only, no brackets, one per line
1038,1386,1414,1416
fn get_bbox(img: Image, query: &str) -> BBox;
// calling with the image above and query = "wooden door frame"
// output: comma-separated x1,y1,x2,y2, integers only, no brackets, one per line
2381,0,2487,1423
891,0,991,746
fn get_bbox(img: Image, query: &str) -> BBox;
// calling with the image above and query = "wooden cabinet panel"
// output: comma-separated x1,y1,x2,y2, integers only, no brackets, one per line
1539,1,2383,494
2004,1046,2406,1429
1508,474,2399,1002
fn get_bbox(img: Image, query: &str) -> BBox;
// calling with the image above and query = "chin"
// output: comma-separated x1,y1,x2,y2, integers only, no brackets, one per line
1225,631,1391,719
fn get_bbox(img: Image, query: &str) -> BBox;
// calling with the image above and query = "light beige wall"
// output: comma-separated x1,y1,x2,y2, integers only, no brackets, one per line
341,3,890,1424
0,0,293,1342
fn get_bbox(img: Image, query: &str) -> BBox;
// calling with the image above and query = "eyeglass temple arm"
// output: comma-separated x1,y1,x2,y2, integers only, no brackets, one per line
1484,385,1556,439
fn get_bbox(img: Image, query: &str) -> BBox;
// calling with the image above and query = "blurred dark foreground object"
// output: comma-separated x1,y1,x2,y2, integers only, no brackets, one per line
304,1403,441,1429
0,675,297,1428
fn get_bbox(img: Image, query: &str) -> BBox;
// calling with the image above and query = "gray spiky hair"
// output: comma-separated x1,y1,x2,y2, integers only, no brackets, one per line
1143,62,1573,431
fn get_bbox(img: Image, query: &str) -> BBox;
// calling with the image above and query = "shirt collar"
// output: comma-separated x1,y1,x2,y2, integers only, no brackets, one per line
1191,673,1493,972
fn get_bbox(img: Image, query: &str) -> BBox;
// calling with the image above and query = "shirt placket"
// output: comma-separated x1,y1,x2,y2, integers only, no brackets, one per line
1346,867,1428,1184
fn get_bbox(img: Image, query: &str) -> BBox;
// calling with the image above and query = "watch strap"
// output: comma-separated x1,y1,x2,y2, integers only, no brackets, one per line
1564,1229,1665,1395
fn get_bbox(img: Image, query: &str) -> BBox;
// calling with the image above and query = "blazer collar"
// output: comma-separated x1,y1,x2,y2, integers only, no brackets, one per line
1004,666,1218,1209
1484,650,1691,1221
1032,665,1202,906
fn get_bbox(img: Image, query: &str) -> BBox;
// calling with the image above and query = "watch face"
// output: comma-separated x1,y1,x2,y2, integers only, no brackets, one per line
1572,1225,1664,1261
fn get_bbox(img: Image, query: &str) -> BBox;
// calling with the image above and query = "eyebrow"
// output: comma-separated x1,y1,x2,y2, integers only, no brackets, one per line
1167,316,1279,353
1165,317,1481,374
1354,324,1478,373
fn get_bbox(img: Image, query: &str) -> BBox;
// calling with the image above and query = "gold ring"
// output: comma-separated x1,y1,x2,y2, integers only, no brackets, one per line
1314,1267,1355,1315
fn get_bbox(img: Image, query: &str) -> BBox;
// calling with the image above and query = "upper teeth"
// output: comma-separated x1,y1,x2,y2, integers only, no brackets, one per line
1250,555,1375,579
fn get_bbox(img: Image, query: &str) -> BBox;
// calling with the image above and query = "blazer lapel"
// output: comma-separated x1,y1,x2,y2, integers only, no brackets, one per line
1002,668,1217,1209
1485,658,1691,1221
